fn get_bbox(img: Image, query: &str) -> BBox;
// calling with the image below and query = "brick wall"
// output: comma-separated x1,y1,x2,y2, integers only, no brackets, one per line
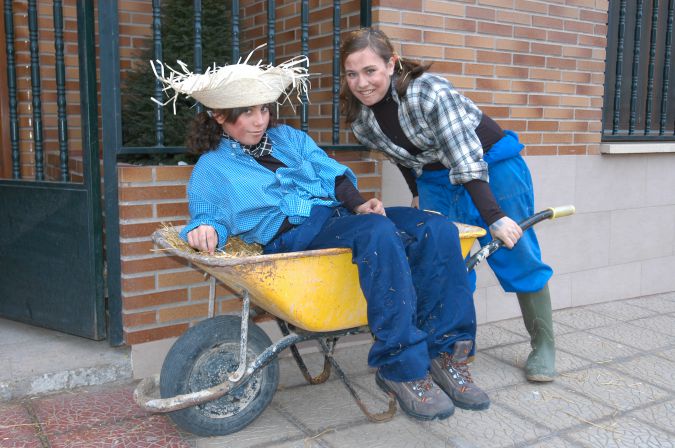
119,158,380,344
371,0,608,156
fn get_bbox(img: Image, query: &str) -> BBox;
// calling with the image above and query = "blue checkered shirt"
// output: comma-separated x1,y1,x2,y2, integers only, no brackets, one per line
180,124,356,248
351,73,488,184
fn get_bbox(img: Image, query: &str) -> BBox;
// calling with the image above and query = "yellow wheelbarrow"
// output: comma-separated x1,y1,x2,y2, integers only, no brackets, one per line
134,206,574,436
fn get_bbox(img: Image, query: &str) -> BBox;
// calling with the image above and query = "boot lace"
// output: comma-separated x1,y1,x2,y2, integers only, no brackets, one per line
441,353,474,386
410,375,435,401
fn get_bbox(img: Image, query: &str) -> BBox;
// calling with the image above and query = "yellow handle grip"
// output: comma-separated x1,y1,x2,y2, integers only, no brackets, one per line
548,205,576,219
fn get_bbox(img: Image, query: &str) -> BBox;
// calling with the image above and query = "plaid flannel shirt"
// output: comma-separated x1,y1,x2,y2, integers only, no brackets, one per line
351,73,489,185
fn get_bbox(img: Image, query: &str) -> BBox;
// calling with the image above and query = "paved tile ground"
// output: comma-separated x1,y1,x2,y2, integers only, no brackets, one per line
1,292,673,447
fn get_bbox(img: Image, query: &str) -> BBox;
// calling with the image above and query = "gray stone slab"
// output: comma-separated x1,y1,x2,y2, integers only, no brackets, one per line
272,372,382,433
555,331,640,364
475,322,529,349
624,293,675,314
629,400,675,435
612,354,675,393
565,415,674,448
551,308,621,331
587,323,674,352
320,417,448,448
524,437,585,448
556,366,670,413
492,382,616,432
629,314,675,337
495,315,577,336
485,340,595,373
427,402,550,448
189,406,305,448
470,351,525,391
583,301,659,322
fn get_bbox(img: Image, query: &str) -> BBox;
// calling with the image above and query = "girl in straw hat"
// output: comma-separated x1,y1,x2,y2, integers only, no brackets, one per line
153,51,489,421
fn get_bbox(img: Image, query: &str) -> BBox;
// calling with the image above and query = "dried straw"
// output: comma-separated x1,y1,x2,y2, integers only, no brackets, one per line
157,224,262,258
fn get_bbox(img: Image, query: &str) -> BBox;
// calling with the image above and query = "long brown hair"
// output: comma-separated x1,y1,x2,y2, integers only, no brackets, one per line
186,104,278,154
339,28,431,123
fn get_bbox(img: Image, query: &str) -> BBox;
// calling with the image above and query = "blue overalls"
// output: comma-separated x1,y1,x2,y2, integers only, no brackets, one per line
417,131,553,294
264,206,476,382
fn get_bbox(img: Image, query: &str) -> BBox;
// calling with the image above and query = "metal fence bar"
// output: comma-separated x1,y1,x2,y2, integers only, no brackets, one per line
194,0,203,114
99,0,124,345
3,0,20,179
660,0,674,135
645,0,659,135
267,0,275,63
27,0,44,180
231,0,239,63
77,0,105,337
611,0,627,135
629,0,643,134
54,0,70,181
300,0,308,132
152,0,164,146
332,0,341,144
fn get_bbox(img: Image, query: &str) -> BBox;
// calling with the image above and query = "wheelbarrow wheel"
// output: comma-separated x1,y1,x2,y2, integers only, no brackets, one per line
160,315,279,436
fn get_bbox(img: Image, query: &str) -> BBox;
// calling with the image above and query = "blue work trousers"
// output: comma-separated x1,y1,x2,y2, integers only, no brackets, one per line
417,132,552,293
264,206,476,382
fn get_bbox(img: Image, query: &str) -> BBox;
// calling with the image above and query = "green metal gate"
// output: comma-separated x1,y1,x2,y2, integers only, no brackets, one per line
0,1,105,339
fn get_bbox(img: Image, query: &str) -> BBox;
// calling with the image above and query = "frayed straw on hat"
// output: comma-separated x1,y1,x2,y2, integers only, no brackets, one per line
151,44,310,113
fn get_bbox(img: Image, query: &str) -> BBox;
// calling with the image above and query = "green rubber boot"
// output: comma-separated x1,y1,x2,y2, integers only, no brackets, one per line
516,284,556,382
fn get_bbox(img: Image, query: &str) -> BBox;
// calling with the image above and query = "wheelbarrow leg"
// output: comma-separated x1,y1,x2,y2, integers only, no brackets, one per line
317,339,397,423
277,320,332,384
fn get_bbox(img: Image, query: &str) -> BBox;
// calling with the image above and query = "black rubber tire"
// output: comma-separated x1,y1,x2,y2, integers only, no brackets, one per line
159,315,279,436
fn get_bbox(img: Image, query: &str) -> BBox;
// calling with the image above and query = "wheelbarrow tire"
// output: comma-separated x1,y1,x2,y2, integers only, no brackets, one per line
160,315,279,437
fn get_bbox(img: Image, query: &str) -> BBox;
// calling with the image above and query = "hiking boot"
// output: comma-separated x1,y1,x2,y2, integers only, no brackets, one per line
375,370,455,421
430,340,490,410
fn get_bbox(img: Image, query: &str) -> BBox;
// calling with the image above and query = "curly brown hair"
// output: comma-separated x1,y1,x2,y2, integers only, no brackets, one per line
339,28,431,123
186,104,278,154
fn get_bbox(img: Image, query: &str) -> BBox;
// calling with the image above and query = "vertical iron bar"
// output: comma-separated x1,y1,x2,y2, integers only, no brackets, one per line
77,0,105,339
152,0,164,146
332,0,341,144
660,0,674,134
360,0,371,27
300,0,309,132
645,0,659,134
54,0,70,181
99,0,124,345
3,1,20,179
231,0,240,62
267,0,275,63
27,0,44,180
629,0,643,134
194,0,203,114
612,0,627,134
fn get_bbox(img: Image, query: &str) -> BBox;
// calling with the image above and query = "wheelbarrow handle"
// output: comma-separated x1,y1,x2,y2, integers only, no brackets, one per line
465,205,575,272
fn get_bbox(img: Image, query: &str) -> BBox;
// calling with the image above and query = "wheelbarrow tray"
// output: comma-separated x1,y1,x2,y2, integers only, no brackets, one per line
153,223,485,333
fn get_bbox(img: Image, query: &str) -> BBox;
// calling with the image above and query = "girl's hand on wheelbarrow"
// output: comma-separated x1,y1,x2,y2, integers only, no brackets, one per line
489,216,523,249
187,225,219,254
355,198,386,216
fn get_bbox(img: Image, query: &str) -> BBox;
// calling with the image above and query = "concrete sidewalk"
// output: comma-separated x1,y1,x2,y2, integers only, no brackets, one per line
1,292,674,447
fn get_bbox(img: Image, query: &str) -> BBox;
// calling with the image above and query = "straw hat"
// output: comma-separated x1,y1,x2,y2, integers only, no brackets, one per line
151,44,309,113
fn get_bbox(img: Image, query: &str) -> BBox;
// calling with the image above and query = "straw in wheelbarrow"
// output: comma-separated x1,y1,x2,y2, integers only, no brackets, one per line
156,224,263,258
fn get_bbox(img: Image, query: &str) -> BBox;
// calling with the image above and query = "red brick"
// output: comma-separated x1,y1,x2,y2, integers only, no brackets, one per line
528,121,559,131
155,165,193,182
122,275,156,293
123,310,157,327
120,221,165,239
118,166,153,183
125,323,189,345
119,185,186,202
158,303,210,323
124,288,189,310
119,204,153,220
122,255,188,275
121,240,156,257
156,202,189,218
158,270,209,288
